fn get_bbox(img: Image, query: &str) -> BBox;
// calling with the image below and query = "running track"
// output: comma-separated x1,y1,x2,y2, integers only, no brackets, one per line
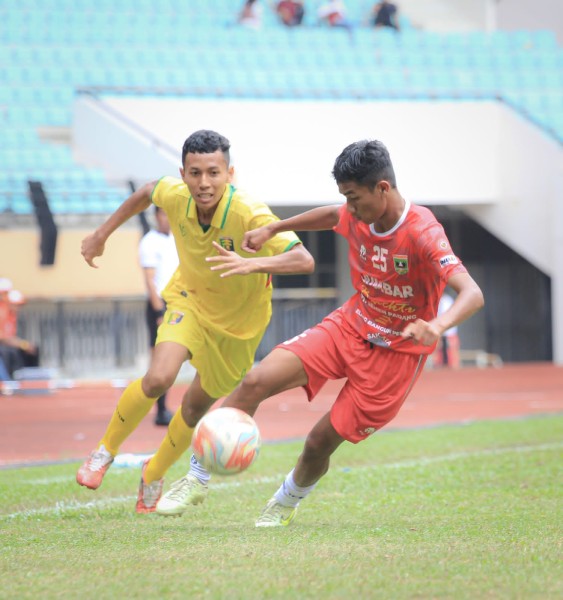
1,363,562,467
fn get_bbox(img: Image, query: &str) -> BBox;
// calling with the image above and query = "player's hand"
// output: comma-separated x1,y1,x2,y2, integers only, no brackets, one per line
241,224,275,253
206,241,254,277
81,232,106,268
401,319,441,346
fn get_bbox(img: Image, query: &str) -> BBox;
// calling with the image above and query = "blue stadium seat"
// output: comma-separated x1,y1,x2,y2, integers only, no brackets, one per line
0,2,561,204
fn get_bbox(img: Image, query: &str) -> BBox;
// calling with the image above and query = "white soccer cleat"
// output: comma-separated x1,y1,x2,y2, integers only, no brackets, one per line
135,458,164,514
155,474,208,516
255,497,297,528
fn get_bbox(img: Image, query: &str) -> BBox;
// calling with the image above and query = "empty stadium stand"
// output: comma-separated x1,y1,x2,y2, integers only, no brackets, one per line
0,1,561,219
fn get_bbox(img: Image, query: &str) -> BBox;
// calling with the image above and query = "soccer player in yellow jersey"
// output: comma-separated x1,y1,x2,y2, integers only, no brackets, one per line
77,130,314,513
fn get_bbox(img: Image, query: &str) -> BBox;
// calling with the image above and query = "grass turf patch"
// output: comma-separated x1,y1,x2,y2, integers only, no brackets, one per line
1,415,561,599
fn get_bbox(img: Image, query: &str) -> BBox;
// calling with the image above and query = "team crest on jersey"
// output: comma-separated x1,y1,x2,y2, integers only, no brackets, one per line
359,245,367,262
167,311,184,325
438,239,449,250
393,255,409,275
219,237,234,251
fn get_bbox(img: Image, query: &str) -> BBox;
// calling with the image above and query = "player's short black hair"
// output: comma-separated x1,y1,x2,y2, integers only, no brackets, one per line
332,139,397,189
182,130,231,167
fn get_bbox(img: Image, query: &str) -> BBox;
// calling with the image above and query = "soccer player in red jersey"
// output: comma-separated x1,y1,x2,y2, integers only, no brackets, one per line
218,139,485,527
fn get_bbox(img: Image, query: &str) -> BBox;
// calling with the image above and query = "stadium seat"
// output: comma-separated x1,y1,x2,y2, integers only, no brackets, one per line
0,1,561,216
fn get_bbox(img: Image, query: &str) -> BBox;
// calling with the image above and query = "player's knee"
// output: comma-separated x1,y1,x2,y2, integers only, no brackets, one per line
238,368,270,404
302,429,331,460
143,371,174,397
181,402,208,428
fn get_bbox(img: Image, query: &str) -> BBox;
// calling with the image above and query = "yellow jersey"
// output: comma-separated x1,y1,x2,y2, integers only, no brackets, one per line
152,177,301,340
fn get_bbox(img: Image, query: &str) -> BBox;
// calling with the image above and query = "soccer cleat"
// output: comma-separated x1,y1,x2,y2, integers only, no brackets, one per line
155,475,208,516
135,458,164,514
76,444,114,490
255,497,297,528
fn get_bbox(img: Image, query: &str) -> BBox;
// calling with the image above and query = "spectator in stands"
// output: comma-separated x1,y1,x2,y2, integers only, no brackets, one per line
372,1,400,31
276,0,305,27
432,291,461,368
317,0,353,31
76,129,314,515
237,0,263,29
139,206,179,426
0,283,40,379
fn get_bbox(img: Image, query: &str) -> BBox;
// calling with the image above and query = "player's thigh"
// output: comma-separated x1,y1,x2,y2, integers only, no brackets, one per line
243,347,308,396
146,341,189,387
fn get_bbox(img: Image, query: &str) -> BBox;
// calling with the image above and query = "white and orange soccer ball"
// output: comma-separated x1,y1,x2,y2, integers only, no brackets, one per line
191,407,261,475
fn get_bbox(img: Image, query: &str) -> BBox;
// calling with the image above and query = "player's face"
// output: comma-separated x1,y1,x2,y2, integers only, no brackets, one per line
180,150,234,215
337,180,387,225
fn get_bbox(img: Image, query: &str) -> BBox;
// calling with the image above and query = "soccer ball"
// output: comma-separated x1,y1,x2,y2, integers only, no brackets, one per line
191,407,261,476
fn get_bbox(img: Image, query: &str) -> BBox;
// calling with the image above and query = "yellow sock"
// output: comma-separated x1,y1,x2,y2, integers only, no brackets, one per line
99,378,158,456
144,408,194,483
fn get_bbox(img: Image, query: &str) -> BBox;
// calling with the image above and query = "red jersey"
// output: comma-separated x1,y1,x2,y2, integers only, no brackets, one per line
333,200,467,355
0,299,14,338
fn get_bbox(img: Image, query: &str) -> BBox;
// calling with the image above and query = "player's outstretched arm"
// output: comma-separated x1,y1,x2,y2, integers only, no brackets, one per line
207,241,314,277
81,181,157,268
242,205,341,253
401,272,484,346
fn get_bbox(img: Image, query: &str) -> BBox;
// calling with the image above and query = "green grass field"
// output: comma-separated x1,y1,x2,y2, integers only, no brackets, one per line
1,416,562,599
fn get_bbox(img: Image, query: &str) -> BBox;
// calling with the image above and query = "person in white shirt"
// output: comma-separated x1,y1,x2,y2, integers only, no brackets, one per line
433,291,461,368
139,206,179,424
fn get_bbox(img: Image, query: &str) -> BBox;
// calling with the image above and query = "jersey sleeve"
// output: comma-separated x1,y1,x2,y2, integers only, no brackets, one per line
419,220,467,283
150,176,173,209
248,204,302,254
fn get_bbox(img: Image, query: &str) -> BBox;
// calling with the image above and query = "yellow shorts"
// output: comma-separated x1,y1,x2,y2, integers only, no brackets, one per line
156,295,265,399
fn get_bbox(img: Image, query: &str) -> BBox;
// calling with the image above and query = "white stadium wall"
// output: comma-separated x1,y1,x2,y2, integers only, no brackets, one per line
73,95,501,206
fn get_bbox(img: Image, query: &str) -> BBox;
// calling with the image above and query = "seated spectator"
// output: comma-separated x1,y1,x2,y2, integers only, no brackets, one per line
372,1,400,31
317,0,353,31
0,279,11,381
0,285,40,379
237,0,263,29
276,0,305,27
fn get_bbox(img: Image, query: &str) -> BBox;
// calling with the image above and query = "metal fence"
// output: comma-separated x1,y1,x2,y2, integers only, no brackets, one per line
18,292,338,377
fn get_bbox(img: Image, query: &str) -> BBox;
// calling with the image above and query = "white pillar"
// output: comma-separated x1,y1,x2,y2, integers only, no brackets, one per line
485,0,498,32
552,169,563,365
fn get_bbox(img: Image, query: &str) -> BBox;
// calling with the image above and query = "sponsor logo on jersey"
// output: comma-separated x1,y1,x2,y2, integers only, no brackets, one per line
167,311,184,325
361,274,413,298
355,307,403,338
219,237,234,251
179,223,187,237
439,254,459,268
393,255,409,275
367,332,392,347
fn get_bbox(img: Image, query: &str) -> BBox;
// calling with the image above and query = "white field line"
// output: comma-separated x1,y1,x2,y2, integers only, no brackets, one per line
2,442,561,521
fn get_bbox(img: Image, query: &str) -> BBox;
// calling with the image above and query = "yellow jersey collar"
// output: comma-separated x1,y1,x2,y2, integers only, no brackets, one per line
186,184,236,230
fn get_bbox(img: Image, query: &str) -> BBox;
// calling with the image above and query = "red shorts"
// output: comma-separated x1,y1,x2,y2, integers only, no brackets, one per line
277,308,427,443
